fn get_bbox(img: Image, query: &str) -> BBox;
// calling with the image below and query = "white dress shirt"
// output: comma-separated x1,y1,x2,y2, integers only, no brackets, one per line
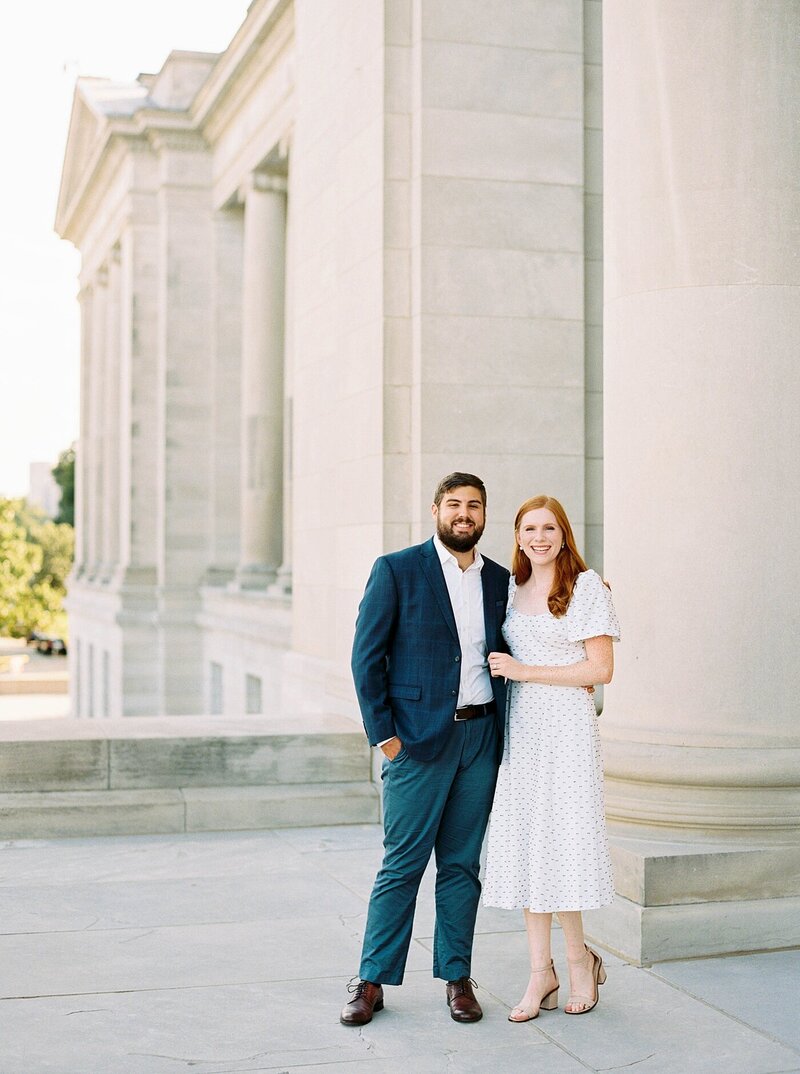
433,535,494,707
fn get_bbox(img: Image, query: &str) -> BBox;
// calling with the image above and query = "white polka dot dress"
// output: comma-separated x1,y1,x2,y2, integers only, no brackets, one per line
483,570,620,913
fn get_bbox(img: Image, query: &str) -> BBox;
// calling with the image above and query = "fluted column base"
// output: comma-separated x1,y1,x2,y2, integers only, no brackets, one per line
602,727,800,842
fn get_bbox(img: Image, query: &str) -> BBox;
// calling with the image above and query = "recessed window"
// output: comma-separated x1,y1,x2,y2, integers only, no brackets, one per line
210,662,223,715
102,651,110,718
245,673,262,715
87,644,95,719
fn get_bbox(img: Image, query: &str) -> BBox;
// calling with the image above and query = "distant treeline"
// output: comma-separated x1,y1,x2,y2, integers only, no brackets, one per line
0,498,73,639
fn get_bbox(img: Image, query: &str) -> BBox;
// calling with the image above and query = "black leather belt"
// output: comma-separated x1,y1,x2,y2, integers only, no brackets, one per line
454,701,496,722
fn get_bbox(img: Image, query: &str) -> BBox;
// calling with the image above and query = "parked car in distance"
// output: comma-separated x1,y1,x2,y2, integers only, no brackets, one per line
26,633,68,656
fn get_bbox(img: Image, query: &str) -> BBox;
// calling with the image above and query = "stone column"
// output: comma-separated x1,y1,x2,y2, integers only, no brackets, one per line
100,245,121,581
583,0,604,572
596,0,800,963
206,206,244,585
276,178,294,594
86,264,107,579
73,285,92,579
118,214,159,585
152,128,215,715
115,210,161,716
235,172,287,591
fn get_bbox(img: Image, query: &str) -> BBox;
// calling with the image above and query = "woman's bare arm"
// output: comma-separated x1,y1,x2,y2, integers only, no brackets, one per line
488,634,613,686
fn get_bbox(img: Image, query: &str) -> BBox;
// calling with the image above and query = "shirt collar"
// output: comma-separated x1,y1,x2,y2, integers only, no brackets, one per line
433,534,484,572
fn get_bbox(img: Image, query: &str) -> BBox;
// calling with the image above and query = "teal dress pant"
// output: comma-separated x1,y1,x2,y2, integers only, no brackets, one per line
359,715,500,986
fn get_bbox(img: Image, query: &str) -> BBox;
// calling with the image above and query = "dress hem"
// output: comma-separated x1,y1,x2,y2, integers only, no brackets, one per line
482,897,614,914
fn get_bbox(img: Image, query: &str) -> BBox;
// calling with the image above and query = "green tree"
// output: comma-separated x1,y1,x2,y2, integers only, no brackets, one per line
0,498,74,638
52,444,75,526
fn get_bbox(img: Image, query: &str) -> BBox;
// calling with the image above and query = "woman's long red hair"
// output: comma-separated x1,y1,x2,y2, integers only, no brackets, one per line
511,495,587,617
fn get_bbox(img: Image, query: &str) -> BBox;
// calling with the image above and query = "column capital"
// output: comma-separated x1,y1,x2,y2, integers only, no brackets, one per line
239,171,287,202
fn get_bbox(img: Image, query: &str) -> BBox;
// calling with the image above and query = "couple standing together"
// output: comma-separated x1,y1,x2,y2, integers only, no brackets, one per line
341,472,620,1027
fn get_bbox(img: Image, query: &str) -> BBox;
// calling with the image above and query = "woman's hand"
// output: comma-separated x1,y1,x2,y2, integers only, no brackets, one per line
488,652,528,681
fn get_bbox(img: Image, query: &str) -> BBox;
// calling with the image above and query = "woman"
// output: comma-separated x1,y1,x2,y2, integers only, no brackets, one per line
483,495,619,1020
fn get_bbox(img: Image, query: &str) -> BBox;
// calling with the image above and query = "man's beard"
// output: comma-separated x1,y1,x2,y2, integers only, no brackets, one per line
437,517,485,553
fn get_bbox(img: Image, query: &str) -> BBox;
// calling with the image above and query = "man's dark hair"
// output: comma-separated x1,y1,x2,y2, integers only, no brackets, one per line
433,472,487,508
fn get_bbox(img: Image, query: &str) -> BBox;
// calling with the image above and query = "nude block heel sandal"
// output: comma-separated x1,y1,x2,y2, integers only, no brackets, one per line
565,946,606,1015
508,960,560,1023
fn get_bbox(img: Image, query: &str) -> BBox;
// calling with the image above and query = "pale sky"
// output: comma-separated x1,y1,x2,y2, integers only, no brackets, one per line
0,1,250,498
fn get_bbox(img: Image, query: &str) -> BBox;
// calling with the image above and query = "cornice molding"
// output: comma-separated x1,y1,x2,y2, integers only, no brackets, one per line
57,119,150,246
192,0,293,135
57,103,211,249
60,132,143,248
145,126,209,153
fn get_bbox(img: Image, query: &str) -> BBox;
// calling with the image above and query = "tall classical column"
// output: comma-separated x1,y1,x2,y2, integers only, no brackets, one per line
100,245,121,581
276,178,294,594
86,264,108,579
113,208,163,715
597,1,800,963
117,216,159,586
235,172,287,590
206,206,244,585
73,285,92,579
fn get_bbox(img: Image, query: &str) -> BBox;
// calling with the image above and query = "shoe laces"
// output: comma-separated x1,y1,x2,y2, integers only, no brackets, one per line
449,976,477,996
347,976,374,997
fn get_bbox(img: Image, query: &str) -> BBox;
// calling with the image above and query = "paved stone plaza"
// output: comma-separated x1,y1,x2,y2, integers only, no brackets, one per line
1,823,797,1074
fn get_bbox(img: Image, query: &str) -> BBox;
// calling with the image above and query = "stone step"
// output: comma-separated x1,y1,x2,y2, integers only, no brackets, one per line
0,782,380,839
0,715,369,792
0,715,379,838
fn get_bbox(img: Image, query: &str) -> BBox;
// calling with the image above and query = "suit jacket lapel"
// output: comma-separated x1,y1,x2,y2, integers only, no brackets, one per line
419,539,459,644
481,561,498,651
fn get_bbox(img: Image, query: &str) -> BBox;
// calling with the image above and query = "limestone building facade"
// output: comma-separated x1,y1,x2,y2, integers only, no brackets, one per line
56,1,800,962
57,0,603,721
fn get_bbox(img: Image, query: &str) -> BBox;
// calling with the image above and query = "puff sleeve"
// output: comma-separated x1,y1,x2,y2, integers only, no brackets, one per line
566,569,620,643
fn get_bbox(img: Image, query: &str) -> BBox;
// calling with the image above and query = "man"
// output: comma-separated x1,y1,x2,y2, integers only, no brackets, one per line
341,472,509,1026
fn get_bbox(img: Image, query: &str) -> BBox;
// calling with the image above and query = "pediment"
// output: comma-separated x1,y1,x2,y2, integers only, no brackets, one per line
55,77,149,242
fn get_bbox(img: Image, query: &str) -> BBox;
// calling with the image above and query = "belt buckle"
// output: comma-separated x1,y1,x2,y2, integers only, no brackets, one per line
454,710,468,722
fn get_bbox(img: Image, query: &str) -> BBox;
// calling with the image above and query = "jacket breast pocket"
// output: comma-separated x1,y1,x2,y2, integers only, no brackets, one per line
388,683,422,701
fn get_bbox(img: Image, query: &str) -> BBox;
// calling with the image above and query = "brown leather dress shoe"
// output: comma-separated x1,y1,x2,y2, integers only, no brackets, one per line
340,979,384,1025
446,977,482,1022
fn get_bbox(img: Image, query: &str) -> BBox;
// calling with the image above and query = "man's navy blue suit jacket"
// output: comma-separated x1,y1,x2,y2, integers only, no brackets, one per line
351,537,510,762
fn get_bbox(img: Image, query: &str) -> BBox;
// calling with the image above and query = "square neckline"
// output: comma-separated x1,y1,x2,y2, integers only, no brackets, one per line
508,576,553,618
509,604,552,619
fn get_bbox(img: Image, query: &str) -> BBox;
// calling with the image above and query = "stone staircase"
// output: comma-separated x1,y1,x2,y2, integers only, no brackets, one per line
0,715,380,838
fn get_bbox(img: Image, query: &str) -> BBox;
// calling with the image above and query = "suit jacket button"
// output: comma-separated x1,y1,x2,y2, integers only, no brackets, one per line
454,655,460,662
451,689,457,696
